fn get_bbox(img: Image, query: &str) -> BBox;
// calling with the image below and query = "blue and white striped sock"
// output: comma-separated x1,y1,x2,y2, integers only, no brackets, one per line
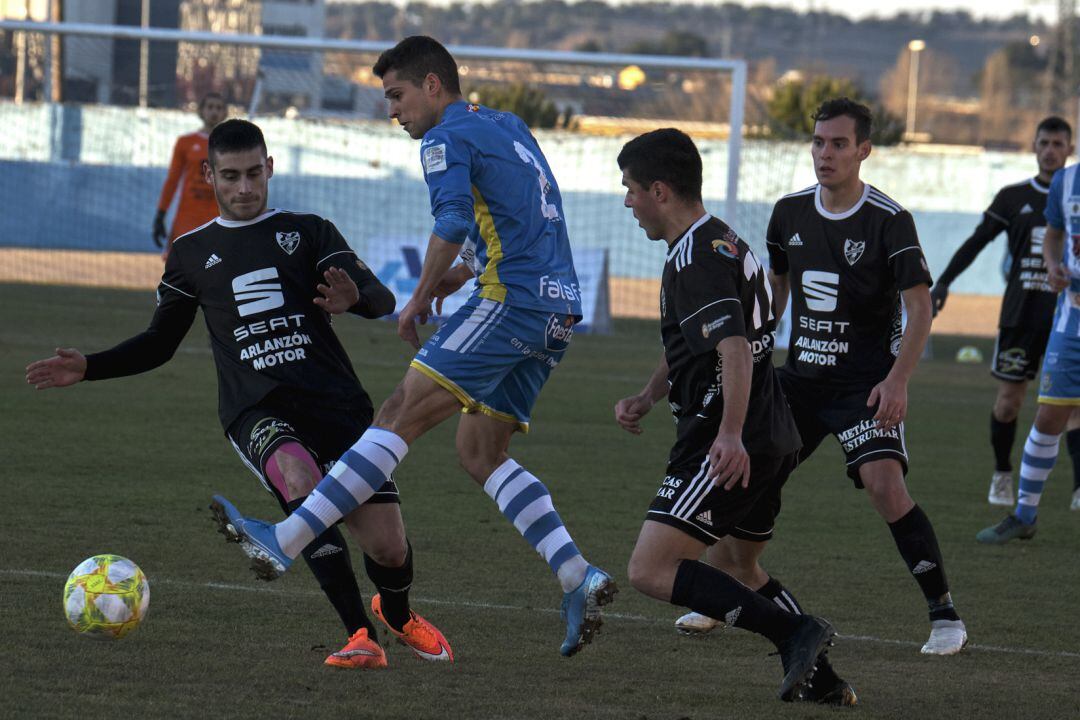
1015,427,1060,525
483,459,588,593
275,428,408,558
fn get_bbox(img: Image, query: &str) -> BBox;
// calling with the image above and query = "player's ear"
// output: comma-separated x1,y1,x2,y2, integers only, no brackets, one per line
857,140,872,161
266,155,274,179
203,159,213,185
425,72,441,96
650,180,666,203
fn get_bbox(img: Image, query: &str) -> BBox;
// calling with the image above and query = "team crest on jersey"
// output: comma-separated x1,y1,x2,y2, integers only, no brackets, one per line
276,231,300,255
467,104,480,112
844,238,865,265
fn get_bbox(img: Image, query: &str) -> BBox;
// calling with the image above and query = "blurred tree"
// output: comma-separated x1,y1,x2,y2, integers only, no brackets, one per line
625,30,709,58
469,83,570,129
767,74,903,145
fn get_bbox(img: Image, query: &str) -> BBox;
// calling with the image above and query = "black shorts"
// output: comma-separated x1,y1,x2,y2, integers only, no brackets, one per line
647,451,798,545
778,369,908,487
227,389,399,512
992,324,1052,382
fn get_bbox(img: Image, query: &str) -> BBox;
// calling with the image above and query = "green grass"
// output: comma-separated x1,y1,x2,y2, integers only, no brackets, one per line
3,282,1079,719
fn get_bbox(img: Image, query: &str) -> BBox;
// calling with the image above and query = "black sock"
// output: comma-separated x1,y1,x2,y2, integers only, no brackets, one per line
1067,428,1080,492
364,541,413,632
990,413,1017,473
287,498,373,637
887,505,959,622
671,560,801,647
757,577,840,686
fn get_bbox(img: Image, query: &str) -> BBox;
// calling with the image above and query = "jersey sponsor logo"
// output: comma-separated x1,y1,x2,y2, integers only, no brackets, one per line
232,267,285,317
711,238,738,259
276,231,300,255
802,270,840,312
837,418,900,453
701,315,731,338
539,274,580,302
423,143,448,174
657,475,683,500
788,232,803,246
843,238,865,265
544,314,575,352
204,253,222,269
997,347,1029,375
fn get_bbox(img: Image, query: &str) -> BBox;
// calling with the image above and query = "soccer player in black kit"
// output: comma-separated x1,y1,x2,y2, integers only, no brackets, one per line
613,128,850,704
674,98,967,656
26,119,453,667
929,117,1080,510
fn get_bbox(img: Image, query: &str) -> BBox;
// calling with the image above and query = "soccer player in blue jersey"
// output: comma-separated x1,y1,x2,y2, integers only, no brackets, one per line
978,161,1080,543
210,36,616,657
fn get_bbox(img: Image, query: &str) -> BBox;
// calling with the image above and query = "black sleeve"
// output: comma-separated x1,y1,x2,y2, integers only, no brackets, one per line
674,242,747,356
936,194,1008,287
84,277,198,380
314,219,396,319
764,203,788,275
884,211,934,291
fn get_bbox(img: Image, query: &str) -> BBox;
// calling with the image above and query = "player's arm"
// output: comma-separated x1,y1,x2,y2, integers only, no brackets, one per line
709,334,752,491
764,206,791,317
1044,225,1069,292
614,353,669,435
154,138,186,247
400,131,476,348
768,269,790,318
26,286,197,389
930,207,1007,315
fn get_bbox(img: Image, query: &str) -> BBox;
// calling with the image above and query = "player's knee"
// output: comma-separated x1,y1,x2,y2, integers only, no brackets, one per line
993,390,1023,422
365,537,408,568
626,551,665,599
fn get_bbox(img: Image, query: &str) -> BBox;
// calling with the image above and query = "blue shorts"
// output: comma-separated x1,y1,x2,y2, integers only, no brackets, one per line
1038,327,1080,405
410,295,575,432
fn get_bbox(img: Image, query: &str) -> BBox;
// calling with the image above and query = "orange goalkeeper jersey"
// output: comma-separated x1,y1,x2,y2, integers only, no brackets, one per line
157,131,218,241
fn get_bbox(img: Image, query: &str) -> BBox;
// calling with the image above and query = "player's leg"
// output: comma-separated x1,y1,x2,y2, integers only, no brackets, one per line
1066,409,1080,509
988,378,1026,505
455,345,616,656
342,501,453,662
978,402,1073,543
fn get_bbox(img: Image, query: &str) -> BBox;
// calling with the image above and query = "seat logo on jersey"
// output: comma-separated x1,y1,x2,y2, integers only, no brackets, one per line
843,238,865,265
802,270,840,312
276,231,300,255
233,267,285,317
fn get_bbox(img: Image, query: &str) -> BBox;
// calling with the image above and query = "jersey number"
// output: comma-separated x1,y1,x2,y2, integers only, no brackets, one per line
513,141,560,222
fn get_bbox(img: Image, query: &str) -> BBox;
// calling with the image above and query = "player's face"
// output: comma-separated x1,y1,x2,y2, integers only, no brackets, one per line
1034,130,1073,177
382,70,440,140
622,171,664,242
811,115,870,190
206,148,274,221
199,98,227,130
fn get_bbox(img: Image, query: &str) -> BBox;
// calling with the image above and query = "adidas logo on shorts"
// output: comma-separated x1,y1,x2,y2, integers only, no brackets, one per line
694,510,713,526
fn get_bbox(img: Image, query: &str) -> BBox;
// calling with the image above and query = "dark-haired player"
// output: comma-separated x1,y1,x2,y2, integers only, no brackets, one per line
153,92,227,261
677,98,967,656
208,36,616,658
614,128,854,704
27,118,452,668
930,117,1080,509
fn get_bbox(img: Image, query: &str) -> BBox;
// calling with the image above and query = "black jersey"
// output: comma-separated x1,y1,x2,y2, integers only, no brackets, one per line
661,215,801,460
84,209,395,430
937,177,1054,329
766,184,933,388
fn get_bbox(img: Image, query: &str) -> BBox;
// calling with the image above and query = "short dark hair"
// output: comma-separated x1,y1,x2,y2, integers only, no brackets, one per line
1036,115,1073,140
208,119,266,165
617,128,703,203
373,35,461,96
812,97,873,144
198,91,224,110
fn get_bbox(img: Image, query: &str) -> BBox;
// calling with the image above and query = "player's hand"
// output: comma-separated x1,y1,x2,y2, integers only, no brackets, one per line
868,374,908,431
25,348,87,389
431,266,470,315
929,283,948,317
707,430,750,490
314,267,360,314
614,394,654,435
152,211,167,248
398,296,433,350
1049,262,1070,292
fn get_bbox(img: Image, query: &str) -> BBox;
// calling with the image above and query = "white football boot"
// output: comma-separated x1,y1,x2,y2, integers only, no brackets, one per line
920,619,968,655
1071,487,1080,511
674,611,723,635
988,472,1014,506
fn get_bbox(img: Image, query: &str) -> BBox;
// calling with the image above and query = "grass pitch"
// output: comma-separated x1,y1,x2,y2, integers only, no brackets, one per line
3,282,1079,719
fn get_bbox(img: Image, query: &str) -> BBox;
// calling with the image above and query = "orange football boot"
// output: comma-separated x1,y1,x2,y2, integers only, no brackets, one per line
324,627,388,669
371,594,454,662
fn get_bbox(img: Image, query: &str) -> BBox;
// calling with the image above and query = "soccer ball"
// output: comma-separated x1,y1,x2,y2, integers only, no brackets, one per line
63,554,150,639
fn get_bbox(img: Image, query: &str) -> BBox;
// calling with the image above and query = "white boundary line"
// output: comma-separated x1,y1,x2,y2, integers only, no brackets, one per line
12,568,1079,660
